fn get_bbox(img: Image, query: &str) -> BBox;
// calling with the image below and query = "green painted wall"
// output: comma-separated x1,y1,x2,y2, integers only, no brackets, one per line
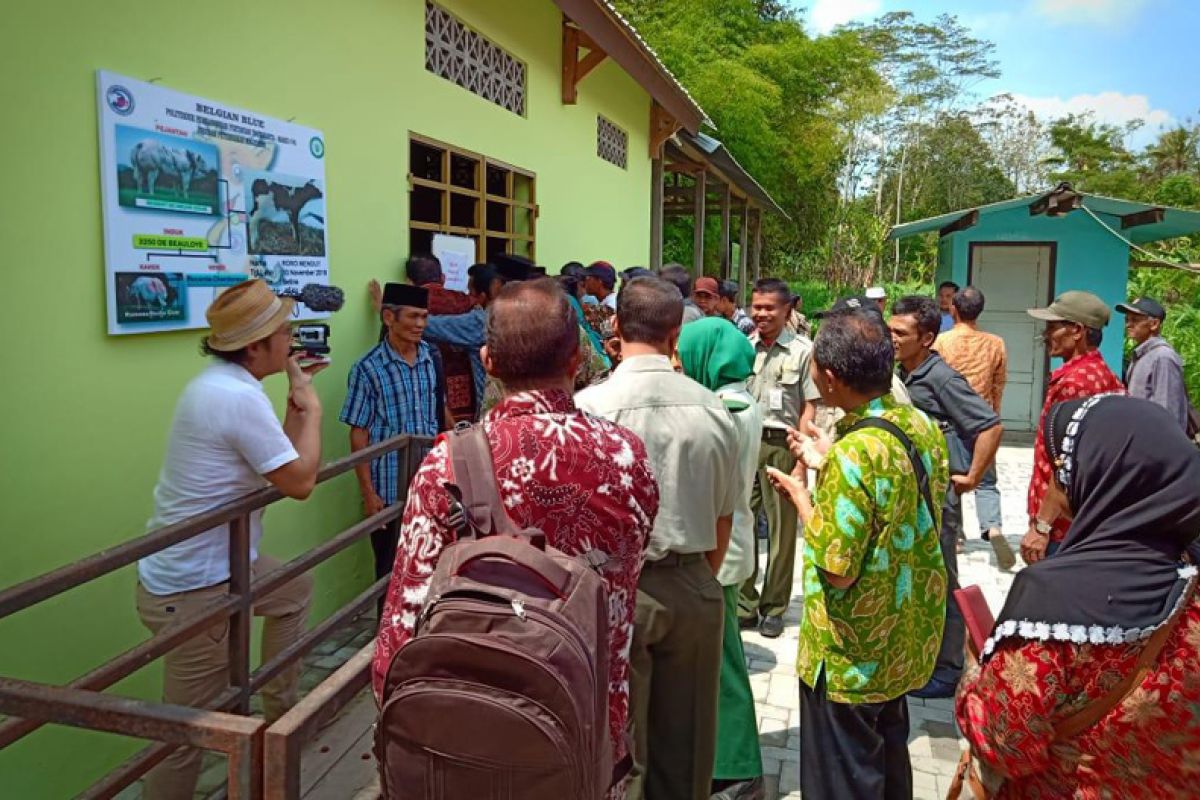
0,0,652,794
939,208,1130,373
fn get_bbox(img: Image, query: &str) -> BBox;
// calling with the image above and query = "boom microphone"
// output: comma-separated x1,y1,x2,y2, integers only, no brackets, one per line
278,283,345,312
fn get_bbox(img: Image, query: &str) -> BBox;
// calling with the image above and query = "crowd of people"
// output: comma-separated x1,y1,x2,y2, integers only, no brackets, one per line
132,251,1199,800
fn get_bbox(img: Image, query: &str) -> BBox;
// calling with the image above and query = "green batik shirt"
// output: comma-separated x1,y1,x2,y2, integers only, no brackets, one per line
796,394,949,703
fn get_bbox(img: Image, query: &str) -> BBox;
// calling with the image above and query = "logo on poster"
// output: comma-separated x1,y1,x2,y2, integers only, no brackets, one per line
309,137,325,159
106,85,135,116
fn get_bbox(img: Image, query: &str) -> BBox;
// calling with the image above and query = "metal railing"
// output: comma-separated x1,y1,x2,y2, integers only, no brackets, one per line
0,433,432,799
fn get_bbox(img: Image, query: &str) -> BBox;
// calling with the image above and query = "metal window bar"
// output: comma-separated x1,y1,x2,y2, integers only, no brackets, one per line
0,433,432,798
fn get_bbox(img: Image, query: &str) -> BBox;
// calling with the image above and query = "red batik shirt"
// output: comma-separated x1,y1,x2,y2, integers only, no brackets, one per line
1027,351,1124,540
372,389,659,757
956,592,1200,798
423,284,478,423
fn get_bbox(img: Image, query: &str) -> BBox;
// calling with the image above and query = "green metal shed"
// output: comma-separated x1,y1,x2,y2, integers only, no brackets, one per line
889,185,1200,432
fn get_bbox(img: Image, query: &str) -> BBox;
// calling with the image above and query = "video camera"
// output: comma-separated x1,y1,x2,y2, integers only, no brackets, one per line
291,323,331,367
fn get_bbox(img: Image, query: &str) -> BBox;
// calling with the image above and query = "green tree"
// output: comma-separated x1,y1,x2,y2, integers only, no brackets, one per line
1144,124,1200,179
1043,114,1141,197
613,0,885,273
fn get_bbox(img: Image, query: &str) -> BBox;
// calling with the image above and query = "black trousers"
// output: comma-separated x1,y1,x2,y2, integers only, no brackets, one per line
799,672,912,800
932,489,965,684
371,520,401,615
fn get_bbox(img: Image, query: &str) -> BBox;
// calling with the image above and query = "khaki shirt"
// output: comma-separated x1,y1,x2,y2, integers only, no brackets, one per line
748,330,821,430
575,355,740,561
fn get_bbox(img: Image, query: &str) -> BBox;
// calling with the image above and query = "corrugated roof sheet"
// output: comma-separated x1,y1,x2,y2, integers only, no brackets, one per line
888,191,1200,244
598,0,711,128
682,130,787,217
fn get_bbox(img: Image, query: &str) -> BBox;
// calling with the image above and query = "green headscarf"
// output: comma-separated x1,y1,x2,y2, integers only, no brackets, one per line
677,317,755,408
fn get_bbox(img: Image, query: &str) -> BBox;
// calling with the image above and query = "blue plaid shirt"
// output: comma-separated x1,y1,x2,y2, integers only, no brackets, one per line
340,340,441,504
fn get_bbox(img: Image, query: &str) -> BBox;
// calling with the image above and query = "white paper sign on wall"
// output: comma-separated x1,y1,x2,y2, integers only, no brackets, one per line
432,234,476,294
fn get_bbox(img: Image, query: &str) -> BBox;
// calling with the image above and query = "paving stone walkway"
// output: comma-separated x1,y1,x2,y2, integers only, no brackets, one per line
747,445,1032,799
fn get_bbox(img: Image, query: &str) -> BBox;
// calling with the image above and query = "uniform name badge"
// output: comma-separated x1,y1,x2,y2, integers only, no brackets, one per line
769,388,785,411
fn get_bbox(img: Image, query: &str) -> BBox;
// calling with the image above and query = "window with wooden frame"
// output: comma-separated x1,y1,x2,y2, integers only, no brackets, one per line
408,134,537,263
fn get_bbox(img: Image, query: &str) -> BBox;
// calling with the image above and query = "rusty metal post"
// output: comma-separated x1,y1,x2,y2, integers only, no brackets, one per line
263,644,375,800
226,728,264,800
228,514,253,714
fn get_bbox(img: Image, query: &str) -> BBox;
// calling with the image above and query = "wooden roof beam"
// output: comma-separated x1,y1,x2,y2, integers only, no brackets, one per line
561,20,608,105
1121,207,1165,229
939,209,979,237
650,101,681,159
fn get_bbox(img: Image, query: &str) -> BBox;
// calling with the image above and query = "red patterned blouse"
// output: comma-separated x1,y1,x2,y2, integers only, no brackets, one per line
372,389,659,757
956,593,1200,798
1027,351,1124,540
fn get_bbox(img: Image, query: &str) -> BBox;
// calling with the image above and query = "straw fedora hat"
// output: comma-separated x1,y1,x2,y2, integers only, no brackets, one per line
205,279,295,351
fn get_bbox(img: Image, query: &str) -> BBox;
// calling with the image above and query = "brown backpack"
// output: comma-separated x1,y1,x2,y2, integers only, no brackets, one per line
375,423,617,799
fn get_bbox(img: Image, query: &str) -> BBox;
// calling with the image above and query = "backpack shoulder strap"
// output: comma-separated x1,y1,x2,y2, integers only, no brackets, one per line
845,416,937,524
444,424,530,541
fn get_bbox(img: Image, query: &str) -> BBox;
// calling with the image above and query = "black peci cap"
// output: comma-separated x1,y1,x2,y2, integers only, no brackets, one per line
381,283,429,309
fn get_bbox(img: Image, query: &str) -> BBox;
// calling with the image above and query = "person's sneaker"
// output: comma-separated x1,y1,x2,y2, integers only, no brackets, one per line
711,777,766,800
909,675,958,699
759,615,784,639
989,529,1017,570
738,614,759,630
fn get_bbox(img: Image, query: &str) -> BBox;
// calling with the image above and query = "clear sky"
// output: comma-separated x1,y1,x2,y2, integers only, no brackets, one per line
803,0,1199,148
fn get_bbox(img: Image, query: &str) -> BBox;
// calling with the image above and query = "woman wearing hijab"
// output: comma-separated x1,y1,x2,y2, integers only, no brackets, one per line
558,262,611,368
676,318,766,800
956,394,1200,798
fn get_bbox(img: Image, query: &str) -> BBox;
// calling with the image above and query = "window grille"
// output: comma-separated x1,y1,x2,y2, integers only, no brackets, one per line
597,115,628,169
425,2,526,116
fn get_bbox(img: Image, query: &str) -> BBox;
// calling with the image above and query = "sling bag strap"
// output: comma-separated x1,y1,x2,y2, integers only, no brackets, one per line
947,573,1197,800
1053,573,1197,740
845,416,937,525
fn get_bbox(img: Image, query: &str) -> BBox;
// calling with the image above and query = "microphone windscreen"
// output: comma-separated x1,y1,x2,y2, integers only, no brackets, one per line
297,284,345,312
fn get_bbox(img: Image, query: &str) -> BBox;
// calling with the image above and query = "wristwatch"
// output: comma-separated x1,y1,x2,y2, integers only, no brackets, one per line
1033,518,1054,535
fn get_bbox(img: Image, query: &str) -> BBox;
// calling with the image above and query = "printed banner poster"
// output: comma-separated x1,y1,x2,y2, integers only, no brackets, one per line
97,71,330,334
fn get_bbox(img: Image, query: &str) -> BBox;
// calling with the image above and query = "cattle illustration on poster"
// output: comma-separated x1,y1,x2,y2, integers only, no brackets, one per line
96,71,331,335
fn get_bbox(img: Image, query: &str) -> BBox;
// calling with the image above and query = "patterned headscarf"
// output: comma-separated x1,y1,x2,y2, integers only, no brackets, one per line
983,395,1200,660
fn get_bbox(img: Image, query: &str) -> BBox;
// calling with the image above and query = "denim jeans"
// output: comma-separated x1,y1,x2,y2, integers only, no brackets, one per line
974,463,1003,535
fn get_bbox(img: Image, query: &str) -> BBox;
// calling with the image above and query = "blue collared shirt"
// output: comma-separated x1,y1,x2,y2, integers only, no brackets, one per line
423,307,487,412
340,340,441,504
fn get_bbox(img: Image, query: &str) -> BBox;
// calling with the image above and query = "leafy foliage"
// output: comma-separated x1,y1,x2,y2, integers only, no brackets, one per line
617,1,1200,404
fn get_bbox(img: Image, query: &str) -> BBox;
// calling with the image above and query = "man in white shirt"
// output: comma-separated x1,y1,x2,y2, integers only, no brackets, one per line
577,277,739,800
136,279,325,800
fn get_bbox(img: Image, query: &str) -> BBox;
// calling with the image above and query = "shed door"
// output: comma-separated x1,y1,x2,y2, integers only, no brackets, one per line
970,244,1053,433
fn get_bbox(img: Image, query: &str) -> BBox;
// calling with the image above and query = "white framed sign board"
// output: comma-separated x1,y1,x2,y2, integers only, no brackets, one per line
96,71,331,334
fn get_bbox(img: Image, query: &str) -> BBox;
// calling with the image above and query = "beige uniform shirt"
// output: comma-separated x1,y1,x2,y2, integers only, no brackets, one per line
748,330,822,430
575,355,740,561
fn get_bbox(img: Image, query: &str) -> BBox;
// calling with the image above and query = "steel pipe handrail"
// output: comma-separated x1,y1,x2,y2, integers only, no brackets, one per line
0,435,423,619
0,432,431,797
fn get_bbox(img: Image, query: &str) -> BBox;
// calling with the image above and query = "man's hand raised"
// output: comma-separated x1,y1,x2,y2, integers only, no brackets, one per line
285,352,326,415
